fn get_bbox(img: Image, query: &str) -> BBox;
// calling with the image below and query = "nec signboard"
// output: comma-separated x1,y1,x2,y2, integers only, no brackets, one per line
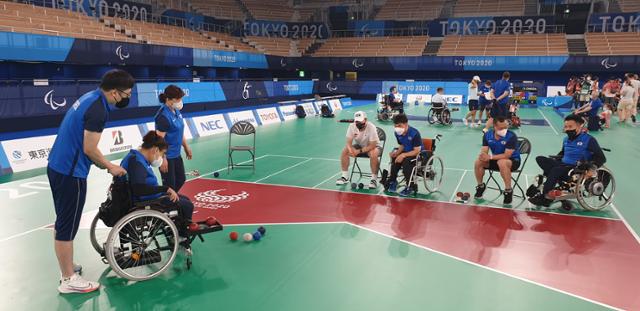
256,107,282,125
192,114,228,137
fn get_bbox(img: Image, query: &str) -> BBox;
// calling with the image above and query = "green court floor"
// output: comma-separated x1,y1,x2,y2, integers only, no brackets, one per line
0,102,638,310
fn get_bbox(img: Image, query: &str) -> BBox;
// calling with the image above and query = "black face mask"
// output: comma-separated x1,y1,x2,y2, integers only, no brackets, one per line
356,122,366,130
115,97,130,109
565,129,578,140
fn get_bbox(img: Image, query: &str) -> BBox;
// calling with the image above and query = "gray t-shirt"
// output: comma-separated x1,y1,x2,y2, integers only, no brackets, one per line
346,122,381,148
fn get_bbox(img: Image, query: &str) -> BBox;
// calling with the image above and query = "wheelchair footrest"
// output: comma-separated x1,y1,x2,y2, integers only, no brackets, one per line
187,221,224,236
114,249,162,269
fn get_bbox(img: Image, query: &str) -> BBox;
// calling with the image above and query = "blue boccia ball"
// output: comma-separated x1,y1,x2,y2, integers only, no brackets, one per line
258,226,266,236
253,231,262,241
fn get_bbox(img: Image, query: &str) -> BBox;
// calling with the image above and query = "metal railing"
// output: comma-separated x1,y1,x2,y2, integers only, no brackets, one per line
332,27,429,38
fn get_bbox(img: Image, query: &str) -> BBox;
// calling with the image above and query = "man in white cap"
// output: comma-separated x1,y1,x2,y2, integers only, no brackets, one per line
464,76,481,127
336,111,381,189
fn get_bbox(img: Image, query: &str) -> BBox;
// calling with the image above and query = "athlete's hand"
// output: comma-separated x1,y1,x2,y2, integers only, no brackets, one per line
159,158,169,173
167,188,179,203
185,145,193,160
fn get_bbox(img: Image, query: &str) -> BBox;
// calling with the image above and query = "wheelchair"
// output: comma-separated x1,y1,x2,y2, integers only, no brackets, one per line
526,157,615,211
377,96,404,121
90,182,223,281
381,135,445,195
427,102,458,125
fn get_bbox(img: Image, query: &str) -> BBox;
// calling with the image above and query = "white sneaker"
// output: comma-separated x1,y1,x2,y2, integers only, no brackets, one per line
477,120,482,126
336,176,349,185
463,118,468,126
58,274,100,294
369,179,378,189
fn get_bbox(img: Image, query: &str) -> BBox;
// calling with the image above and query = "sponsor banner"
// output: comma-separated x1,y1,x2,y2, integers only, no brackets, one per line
382,81,468,102
98,125,143,155
588,13,640,32
339,98,352,107
268,81,315,97
328,99,342,111
407,94,432,105
192,114,229,137
536,96,572,108
429,16,554,37
145,119,193,139
313,100,327,112
279,105,298,121
301,102,317,116
227,110,259,126
219,81,269,101
256,107,282,125
48,0,151,20
192,49,268,68
243,20,329,39
1,135,56,172
136,82,226,107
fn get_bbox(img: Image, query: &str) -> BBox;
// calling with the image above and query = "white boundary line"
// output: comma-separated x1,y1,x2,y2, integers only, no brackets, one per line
267,154,339,162
449,170,468,202
610,203,640,245
0,225,48,243
537,108,559,135
254,158,312,183
347,222,623,311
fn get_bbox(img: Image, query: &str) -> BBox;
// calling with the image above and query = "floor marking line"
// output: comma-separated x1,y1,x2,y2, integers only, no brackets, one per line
610,203,640,246
267,154,339,162
524,174,533,209
313,172,342,189
189,155,271,181
201,178,618,221
253,158,313,183
537,108,559,135
348,223,623,311
449,170,468,202
0,225,48,243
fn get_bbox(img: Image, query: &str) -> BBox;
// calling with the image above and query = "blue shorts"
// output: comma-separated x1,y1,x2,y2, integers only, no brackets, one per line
468,100,479,111
47,167,87,241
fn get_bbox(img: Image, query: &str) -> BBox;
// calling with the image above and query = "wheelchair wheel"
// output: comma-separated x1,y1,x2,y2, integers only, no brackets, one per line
105,210,179,281
442,110,452,125
90,213,110,256
576,167,615,211
423,155,444,193
427,109,436,124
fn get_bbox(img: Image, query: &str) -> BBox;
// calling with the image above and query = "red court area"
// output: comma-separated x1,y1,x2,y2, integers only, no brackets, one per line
182,178,640,310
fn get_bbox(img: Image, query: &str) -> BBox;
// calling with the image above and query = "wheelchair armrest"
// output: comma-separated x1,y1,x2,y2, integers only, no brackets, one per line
134,195,170,208
548,155,562,161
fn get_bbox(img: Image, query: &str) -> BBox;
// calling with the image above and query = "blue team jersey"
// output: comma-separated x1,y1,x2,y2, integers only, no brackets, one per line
562,133,593,165
120,149,162,202
492,79,511,105
154,105,185,159
483,130,520,161
395,126,424,152
589,98,603,117
48,89,110,178
479,85,492,104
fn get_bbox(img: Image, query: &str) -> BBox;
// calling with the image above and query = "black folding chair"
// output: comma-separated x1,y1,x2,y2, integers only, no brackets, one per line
349,127,386,181
485,137,531,198
227,121,256,173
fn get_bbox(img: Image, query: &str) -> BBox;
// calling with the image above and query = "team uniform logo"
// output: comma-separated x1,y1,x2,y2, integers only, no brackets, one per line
194,189,250,210
44,90,67,110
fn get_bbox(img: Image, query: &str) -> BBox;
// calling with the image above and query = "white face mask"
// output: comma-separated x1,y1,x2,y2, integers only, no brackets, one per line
496,129,508,137
394,127,404,135
151,156,163,168
173,100,184,111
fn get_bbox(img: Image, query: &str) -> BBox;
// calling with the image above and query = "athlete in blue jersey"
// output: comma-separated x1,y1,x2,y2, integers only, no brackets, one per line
47,69,134,293
529,114,606,207
473,116,521,205
155,85,193,192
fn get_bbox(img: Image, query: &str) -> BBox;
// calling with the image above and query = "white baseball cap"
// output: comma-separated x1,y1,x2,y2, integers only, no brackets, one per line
473,75,481,81
354,111,366,122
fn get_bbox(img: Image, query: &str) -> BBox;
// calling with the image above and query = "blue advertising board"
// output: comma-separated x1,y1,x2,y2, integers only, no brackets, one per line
243,20,330,39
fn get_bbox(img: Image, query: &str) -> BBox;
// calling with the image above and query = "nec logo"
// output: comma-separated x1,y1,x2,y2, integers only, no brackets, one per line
112,130,124,145
200,120,224,131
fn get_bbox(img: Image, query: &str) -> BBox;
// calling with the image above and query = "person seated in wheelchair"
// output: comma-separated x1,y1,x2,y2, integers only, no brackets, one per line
383,114,426,196
120,131,194,232
336,111,381,189
528,114,607,207
387,86,404,113
573,92,604,132
473,116,521,205
430,87,448,113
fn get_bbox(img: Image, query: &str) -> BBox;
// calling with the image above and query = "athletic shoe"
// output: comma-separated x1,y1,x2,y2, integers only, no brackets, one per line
386,181,398,193
336,176,348,185
503,189,513,205
58,274,100,294
399,187,413,197
477,120,482,126
73,263,82,274
528,193,552,207
474,183,486,199
369,179,378,189
632,115,637,123
463,118,468,126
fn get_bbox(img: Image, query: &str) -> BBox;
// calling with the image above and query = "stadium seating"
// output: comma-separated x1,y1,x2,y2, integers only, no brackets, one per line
243,36,316,56
618,0,640,13
374,0,445,21
188,0,246,21
585,32,640,55
453,0,524,17
312,36,428,57
0,1,137,42
437,34,568,56
242,0,295,22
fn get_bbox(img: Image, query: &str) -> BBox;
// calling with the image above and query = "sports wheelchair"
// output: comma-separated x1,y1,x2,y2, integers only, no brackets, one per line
381,135,445,195
90,179,222,281
526,156,615,211
428,102,458,125
377,95,404,121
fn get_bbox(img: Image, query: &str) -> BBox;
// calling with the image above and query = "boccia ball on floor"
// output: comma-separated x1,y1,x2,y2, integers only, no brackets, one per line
253,231,262,241
243,233,253,242
214,172,220,178
229,231,239,241
257,226,266,236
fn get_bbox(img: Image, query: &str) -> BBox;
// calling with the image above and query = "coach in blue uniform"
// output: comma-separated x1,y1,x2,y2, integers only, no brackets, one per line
47,69,134,293
473,116,521,205
483,72,512,133
155,85,193,192
529,114,606,207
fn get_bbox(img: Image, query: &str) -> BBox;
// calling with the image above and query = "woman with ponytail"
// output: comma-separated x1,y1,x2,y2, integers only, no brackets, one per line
155,84,192,192
120,131,193,224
